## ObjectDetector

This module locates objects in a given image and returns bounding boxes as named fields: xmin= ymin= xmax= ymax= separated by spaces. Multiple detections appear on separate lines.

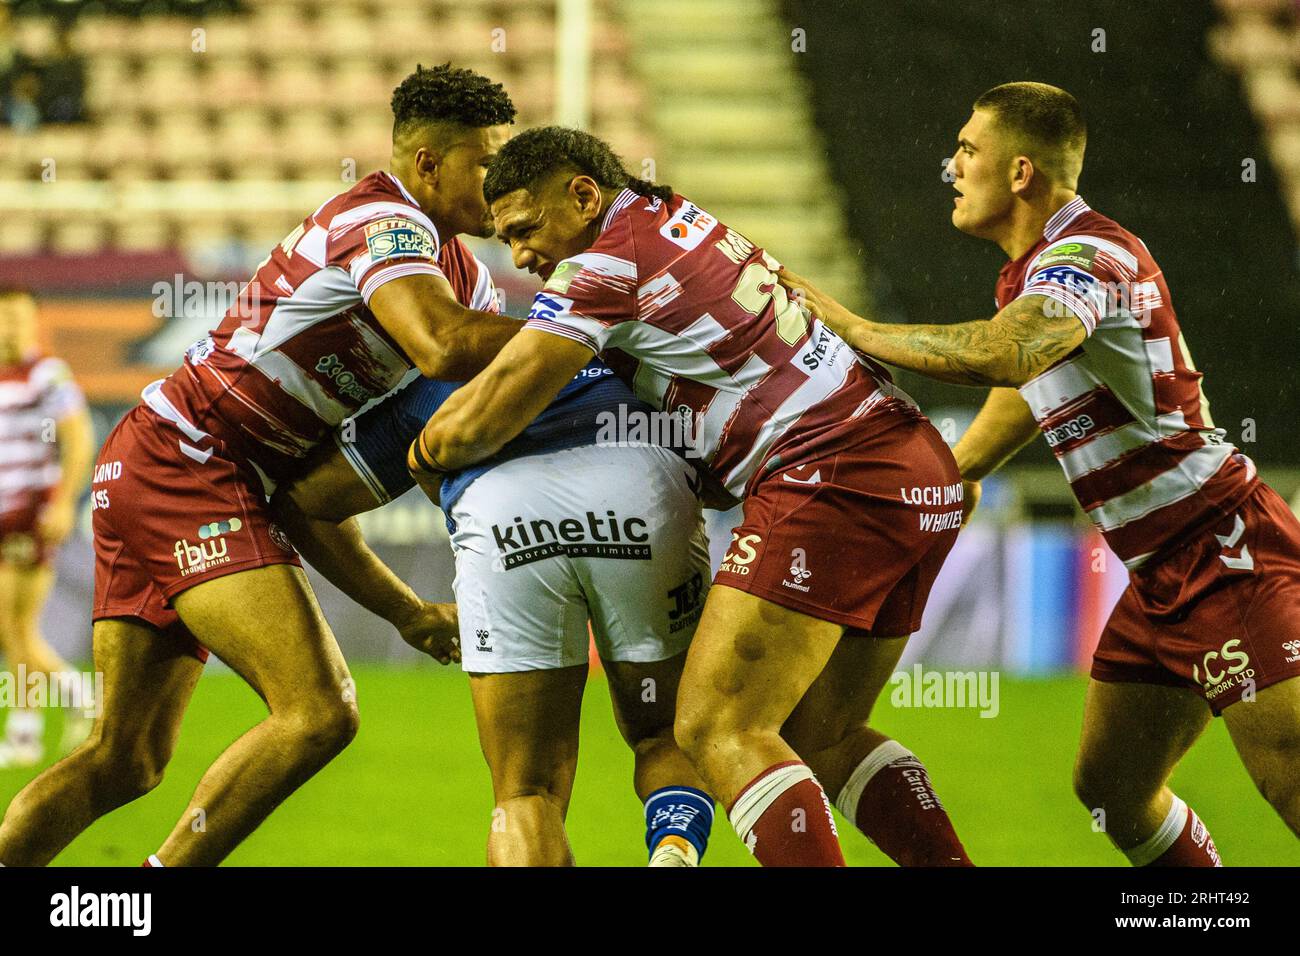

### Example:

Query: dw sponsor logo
xmin=660 ymin=202 xmax=717 ymax=251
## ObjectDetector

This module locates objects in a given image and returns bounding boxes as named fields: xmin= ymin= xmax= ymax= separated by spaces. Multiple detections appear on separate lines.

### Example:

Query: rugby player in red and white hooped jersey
xmin=0 ymin=65 xmax=524 ymax=867
xmin=781 ymin=82 xmax=1300 ymax=862
xmin=0 ymin=287 xmax=95 ymax=769
xmin=409 ymin=127 xmax=975 ymax=867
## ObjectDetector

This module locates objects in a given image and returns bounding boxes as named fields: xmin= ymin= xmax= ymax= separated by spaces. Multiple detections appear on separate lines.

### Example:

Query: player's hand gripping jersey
xmin=340 ymin=317 xmax=710 ymax=674
xmin=91 ymin=172 xmax=494 ymax=637
xmin=523 ymin=189 xmax=963 ymax=634
xmin=343 ymin=357 xmax=659 ymax=519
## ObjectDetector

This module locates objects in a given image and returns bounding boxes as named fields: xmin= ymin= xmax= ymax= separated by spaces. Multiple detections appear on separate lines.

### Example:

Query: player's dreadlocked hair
xmin=390 ymin=63 xmax=516 ymax=138
xmin=483 ymin=126 xmax=673 ymax=205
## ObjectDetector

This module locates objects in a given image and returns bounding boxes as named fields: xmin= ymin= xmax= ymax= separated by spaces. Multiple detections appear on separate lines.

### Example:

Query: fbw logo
xmin=175 ymin=518 xmax=243 ymax=576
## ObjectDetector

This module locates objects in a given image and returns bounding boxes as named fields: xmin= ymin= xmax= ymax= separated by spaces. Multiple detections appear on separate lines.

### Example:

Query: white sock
xmin=1124 ymin=795 xmax=1188 ymax=866
xmin=728 ymin=762 xmax=824 ymax=847
xmin=146 ymin=854 xmax=164 ymax=868
xmin=835 ymin=739 xmax=912 ymax=820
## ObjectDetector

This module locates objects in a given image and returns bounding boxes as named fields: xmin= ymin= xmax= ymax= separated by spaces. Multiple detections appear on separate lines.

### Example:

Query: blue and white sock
xmin=645 ymin=786 xmax=714 ymax=864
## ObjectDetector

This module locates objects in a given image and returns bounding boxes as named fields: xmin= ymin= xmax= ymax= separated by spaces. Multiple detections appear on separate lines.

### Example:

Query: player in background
xmin=407 ymin=127 xmax=974 ymax=867
xmin=0 ymin=287 xmax=95 ymax=768
xmin=0 ymin=64 xmax=522 ymax=867
xmin=779 ymin=82 xmax=1300 ymax=862
xmin=276 ymin=350 xmax=717 ymax=867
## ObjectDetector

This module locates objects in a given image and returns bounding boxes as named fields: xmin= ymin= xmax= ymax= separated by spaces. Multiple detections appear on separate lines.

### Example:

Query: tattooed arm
xmin=778 ymin=267 xmax=1086 ymax=388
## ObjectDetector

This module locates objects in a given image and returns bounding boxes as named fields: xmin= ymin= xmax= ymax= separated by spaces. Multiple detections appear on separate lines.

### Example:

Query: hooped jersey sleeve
xmin=326 ymin=203 xmax=445 ymax=306
xmin=1016 ymin=234 xmax=1142 ymax=337
xmin=522 ymin=216 xmax=640 ymax=353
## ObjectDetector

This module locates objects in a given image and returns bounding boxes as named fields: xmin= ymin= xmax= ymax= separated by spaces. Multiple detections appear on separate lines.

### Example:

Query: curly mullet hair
xmin=391 ymin=63 xmax=516 ymax=136
xmin=484 ymin=126 xmax=673 ymax=205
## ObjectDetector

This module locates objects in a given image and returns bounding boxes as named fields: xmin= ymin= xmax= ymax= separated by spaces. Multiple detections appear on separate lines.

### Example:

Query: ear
xmin=414 ymin=146 xmax=442 ymax=187
xmin=1009 ymin=155 xmax=1035 ymax=196
xmin=569 ymin=175 xmax=604 ymax=224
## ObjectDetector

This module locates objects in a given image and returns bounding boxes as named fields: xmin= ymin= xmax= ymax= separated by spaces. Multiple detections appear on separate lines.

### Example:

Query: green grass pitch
xmin=3 ymin=666 xmax=1296 ymax=866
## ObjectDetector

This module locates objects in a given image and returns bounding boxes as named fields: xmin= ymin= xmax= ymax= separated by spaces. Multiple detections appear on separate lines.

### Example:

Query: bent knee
xmin=1072 ymin=756 xmax=1146 ymax=811
xmin=673 ymin=707 xmax=714 ymax=760
xmin=278 ymin=693 xmax=360 ymax=754
xmin=81 ymin=738 xmax=168 ymax=803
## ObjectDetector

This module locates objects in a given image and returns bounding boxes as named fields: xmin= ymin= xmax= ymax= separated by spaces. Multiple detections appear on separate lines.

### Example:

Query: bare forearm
xmin=784 ymin=268 xmax=1083 ymax=388
xmin=440 ymin=313 xmax=523 ymax=379
xmin=277 ymin=504 xmax=421 ymax=627
xmin=952 ymin=388 xmax=1042 ymax=480
xmin=848 ymin=319 xmax=1033 ymax=387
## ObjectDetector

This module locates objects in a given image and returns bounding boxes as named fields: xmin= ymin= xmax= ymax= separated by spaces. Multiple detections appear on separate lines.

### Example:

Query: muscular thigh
xmin=468 ymin=666 xmax=587 ymax=807
xmin=91 ymin=616 xmax=205 ymax=766
xmin=781 ymin=632 xmax=909 ymax=751
xmin=605 ymin=652 xmax=687 ymax=747
xmin=678 ymin=584 xmax=843 ymax=736
xmin=1075 ymin=678 xmax=1210 ymax=802
xmin=172 ymin=564 xmax=351 ymax=710
xmin=1221 ymin=675 xmax=1300 ymax=810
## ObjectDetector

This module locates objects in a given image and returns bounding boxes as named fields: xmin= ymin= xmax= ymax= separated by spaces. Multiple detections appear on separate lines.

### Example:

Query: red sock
xmin=728 ymin=761 xmax=845 ymax=867
xmin=835 ymin=740 xmax=972 ymax=866
xmin=1125 ymin=796 xmax=1221 ymax=867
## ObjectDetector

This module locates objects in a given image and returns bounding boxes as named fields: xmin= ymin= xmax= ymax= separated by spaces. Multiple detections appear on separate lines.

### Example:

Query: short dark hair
xmin=390 ymin=63 xmax=516 ymax=139
xmin=973 ymin=82 xmax=1086 ymax=186
xmin=484 ymin=126 xmax=673 ymax=205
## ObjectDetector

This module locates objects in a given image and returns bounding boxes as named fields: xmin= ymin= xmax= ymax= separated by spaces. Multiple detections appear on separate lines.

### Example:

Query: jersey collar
xmin=382 ymin=170 xmax=423 ymax=209
xmin=600 ymin=187 xmax=641 ymax=233
xmin=1043 ymin=195 xmax=1090 ymax=242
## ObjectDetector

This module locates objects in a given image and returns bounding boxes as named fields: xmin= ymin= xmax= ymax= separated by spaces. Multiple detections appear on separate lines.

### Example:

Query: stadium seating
xmin=0 ymin=0 xmax=657 ymax=257
xmin=1209 ymin=0 xmax=1300 ymax=231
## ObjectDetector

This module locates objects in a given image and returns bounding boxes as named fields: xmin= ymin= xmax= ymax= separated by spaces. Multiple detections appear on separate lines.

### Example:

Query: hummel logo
xmin=788 ymin=548 xmax=812 ymax=583
xmin=1215 ymin=514 xmax=1254 ymax=571
xmin=476 ymin=629 xmax=490 ymax=646
xmin=782 ymin=467 xmax=821 ymax=485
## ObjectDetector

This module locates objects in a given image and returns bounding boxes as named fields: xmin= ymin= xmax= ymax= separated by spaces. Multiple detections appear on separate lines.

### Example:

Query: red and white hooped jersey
xmin=999 ymin=196 xmax=1256 ymax=568
xmin=522 ymin=188 xmax=923 ymax=497
xmin=0 ymin=354 xmax=86 ymax=514
xmin=147 ymin=170 xmax=497 ymax=483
